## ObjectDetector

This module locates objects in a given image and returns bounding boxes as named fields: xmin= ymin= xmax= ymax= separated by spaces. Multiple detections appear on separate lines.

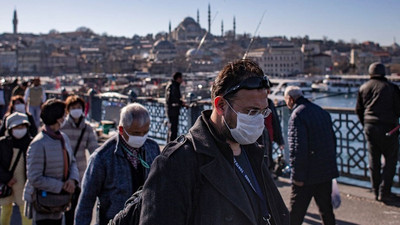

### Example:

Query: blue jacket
xmin=75 ymin=134 xmax=160 ymax=225
xmin=288 ymin=97 xmax=339 ymax=185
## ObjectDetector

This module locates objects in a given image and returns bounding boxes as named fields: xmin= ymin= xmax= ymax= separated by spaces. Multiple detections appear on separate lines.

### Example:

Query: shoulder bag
xmin=33 ymin=143 xmax=73 ymax=214
xmin=0 ymin=149 xmax=23 ymax=198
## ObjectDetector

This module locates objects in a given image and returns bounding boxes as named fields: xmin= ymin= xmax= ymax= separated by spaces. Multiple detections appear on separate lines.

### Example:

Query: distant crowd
xmin=0 ymin=60 xmax=399 ymax=225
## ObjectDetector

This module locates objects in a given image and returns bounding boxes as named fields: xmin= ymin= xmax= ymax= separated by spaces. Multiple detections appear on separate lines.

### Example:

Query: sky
xmin=1 ymin=0 xmax=399 ymax=46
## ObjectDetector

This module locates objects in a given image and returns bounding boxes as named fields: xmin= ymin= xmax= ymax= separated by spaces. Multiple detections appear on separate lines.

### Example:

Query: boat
xmin=313 ymin=74 xmax=400 ymax=93
xmin=269 ymin=78 xmax=313 ymax=104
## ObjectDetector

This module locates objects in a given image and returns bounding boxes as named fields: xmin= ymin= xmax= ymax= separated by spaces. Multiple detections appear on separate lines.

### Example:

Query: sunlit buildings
xmin=248 ymin=43 xmax=304 ymax=77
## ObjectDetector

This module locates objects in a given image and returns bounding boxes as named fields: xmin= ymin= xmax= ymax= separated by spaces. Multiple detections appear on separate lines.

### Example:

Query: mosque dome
xmin=186 ymin=48 xmax=204 ymax=57
xmin=181 ymin=17 xmax=198 ymax=27
xmin=153 ymin=39 xmax=176 ymax=50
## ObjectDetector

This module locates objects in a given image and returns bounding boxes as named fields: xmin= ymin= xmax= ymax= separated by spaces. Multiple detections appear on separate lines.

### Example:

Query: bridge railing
xmin=46 ymin=91 xmax=400 ymax=187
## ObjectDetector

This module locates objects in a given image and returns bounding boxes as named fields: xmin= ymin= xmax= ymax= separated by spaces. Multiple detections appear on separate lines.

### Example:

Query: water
xmin=312 ymin=92 xmax=357 ymax=108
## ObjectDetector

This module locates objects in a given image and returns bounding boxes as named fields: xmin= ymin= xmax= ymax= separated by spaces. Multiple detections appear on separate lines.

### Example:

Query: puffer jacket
xmin=61 ymin=115 xmax=98 ymax=181
xmin=288 ymin=97 xmax=339 ymax=185
xmin=23 ymin=131 xmax=79 ymax=221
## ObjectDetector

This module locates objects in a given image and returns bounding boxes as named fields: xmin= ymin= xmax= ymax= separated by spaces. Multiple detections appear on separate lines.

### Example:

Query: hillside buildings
xmin=1 ymin=8 xmax=400 ymax=76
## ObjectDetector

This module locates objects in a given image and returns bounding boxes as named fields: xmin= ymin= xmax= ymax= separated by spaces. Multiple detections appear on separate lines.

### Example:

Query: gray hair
xmin=119 ymin=103 xmax=150 ymax=128
xmin=284 ymin=86 xmax=303 ymax=100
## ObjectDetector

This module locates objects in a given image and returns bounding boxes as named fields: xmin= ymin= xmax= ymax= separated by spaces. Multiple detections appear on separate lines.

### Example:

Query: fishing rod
xmin=311 ymin=92 xmax=349 ymax=101
xmin=386 ymin=124 xmax=400 ymax=136
xmin=242 ymin=10 xmax=266 ymax=60
xmin=186 ymin=12 xmax=219 ymax=73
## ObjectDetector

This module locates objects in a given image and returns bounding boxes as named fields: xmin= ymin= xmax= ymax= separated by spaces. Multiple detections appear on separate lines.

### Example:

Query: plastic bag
xmin=331 ymin=179 xmax=341 ymax=209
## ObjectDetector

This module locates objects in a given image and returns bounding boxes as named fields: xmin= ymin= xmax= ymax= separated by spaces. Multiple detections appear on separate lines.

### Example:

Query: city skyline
xmin=1 ymin=0 xmax=400 ymax=46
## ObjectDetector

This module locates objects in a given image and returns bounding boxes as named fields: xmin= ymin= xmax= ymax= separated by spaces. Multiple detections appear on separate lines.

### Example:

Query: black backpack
xmin=108 ymin=187 xmax=143 ymax=225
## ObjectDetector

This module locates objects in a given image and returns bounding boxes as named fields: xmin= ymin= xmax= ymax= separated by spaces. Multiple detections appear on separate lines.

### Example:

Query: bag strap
xmin=41 ymin=139 xmax=69 ymax=181
xmin=10 ymin=149 xmax=23 ymax=174
xmin=184 ymin=132 xmax=206 ymax=225
xmin=74 ymin=125 xmax=87 ymax=156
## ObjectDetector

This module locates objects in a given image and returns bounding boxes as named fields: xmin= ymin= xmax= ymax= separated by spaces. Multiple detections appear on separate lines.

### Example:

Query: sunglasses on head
xmin=223 ymin=75 xmax=271 ymax=97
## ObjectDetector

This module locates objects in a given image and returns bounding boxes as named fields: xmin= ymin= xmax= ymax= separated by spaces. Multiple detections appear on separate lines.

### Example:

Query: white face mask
xmin=70 ymin=109 xmax=83 ymax=119
xmin=14 ymin=104 xmax=26 ymax=113
xmin=12 ymin=127 xmax=27 ymax=139
xmin=123 ymin=129 xmax=148 ymax=148
xmin=224 ymin=101 xmax=265 ymax=145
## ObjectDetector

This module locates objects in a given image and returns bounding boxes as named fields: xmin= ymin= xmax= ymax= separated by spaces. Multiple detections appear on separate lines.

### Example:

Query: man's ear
xmin=214 ymin=96 xmax=226 ymax=115
xmin=118 ymin=126 xmax=124 ymax=136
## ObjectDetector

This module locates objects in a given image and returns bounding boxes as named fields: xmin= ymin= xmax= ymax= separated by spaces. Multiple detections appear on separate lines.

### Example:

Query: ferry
xmin=269 ymin=78 xmax=313 ymax=104
xmin=312 ymin=74 xmax=400 ymax=93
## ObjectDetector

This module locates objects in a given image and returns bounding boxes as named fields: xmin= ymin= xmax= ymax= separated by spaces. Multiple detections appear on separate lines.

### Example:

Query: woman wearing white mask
xmin=23 ymin=99 xmax=79 ymax=225
xmin=0 ymin=95 xmax=38 ymax=137
xmin=60 ymin=95 xmax=98 ymax=225
xmin=0 ymin=112 xmax=33 ymax=225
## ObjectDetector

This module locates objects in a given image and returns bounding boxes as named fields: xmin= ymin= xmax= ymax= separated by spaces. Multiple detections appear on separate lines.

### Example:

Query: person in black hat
xmin=356 ymin=62 xmax=400 ymax=203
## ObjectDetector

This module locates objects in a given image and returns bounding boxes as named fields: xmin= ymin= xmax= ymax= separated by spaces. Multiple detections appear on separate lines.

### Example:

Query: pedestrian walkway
xmin=275 ymin=177 xmax=400 ymax=225
xmin=5 ymin=142 xmax=400 ymax=225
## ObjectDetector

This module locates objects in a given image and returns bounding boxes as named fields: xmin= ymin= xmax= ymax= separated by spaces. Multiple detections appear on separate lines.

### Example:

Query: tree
xmin=76 ymin=26 xmax=94 ymax=34
xmin=49 ymin=29 xmax=59 ymax=34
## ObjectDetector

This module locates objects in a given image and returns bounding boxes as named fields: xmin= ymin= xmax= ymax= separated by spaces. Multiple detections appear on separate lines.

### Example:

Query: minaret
xmin=197 ymin=9 xmax=200 ymax=24
xmin=233 ymin=16 xmax=236 ymax=40
xmin=168 ymin=21 xmax=171 ymax=40
xmin=208 ymin=3 xmax=211 ymax=33
xmin=221 ymin=20 xmax=224 ymax=37
xmin=13 ymin=9 xmax=18 ymax=34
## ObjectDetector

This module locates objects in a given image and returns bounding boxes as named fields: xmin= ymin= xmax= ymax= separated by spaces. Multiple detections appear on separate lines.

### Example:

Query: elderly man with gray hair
xmin=75 ymin=103 xmax=160 ymax=225
xmin=284 ymin=86 xmax=339 ymax=225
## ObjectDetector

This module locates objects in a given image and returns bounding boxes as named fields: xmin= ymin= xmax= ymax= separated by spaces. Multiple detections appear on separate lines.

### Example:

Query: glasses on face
xmin=247 ymin=108 xmax=272 ymax=118
xmin=223 ymin=75 xmax=271 ymax=97
xmin=226 ymin=100 xmax=272 ymax=118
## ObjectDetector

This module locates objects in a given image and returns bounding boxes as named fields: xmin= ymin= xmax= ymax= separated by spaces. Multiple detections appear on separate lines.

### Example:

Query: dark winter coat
xmin=139 ymin=110 xmax=289 ymax=225
xmin=288 ymin=97 xmax=339 ymax=185
xmin=0 ymin=134 xmax=32 ymax=184
xmin=165 ymin=79 xmax=182 ymax=114
xmin=355 ymin=75 xmax=400 ymax=126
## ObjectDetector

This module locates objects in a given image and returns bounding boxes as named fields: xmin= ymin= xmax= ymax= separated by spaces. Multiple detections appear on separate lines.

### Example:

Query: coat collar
xmin=293 ymin=96 xmax=309 ymax=110
xmin=66 ymin=115 xmax=85 ymax=129
xmin=188 ymin=110 xmax=262 ymax=224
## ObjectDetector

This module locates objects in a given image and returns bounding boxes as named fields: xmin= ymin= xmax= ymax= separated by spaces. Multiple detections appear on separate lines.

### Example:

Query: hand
xmin=62 ymin=179 xmax=76 ymax=194
xmin=279 ymin=145 xmax=285 ymax=150
xmin=7 ymin=178 xmax=17 ymax=186
xmin=292 ymin=180 xmax=304 ymax=187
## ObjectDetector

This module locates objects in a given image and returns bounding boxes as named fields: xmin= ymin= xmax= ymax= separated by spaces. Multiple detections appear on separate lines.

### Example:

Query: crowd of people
xmin=0 ymin=60 xmax=399 ymax=225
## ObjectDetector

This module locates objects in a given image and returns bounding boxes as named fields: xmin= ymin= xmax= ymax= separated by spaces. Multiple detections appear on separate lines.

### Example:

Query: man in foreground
xmin=139 ymin=59 xmax=289 ymax=225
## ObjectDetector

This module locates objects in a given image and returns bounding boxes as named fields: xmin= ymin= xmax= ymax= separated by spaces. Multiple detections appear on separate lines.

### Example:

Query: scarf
xmin=43 ymin=126 xmax=69 ymax=180
xmin=119 ymin=134 xmax=140 ymax=169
